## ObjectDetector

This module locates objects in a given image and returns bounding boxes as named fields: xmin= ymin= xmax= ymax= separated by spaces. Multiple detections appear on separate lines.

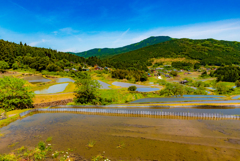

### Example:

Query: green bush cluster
xmin=0 ymin=77 xmax=35 ymax=111
xmin=214 ymin=66 xmax=240 ymax=82
xmin=159 ymin=83 xmax=207 ymax=97
xmin=111 ymin=69 xmax=148 ymax=82
xmin=128 ymin=86 xmax=137 ymax=91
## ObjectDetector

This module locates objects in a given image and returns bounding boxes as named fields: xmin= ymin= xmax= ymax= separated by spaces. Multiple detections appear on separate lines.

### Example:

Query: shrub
xmin=12 ymin=62 xmax=19 ymax=70
xmin=0 ymin=61 xmax=9 ymax=72
xmin=46 ymin=64 xmax=62 ymax=72
xmin=157 ymin=79 xmax=167 ymax=85
xmin=128 ymin=86 xmax=137 ymax=91
xmin=74 ymin=78 xmax=101 ymax=105
xmin=215 ymin=82 xmax=233 ymax=94
xmin=160 ymin=83 xmax=185 ymax=97
xmin=0 ymin=77 xmax=35 ymax=111
xmin=201 ymin=71 xmax=208 ymax=77
xmin=236 ymin=80 xmax=240 ymax=87
xmin=170 ymin=71 xmax=178 ymax=77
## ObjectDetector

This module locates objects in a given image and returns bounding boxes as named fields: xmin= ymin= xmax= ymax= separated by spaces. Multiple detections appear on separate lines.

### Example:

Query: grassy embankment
xmin=33 ymin=93 xmax=75 ymax=104
xmin=0 ymin=109 xmax=31 ymax=128
xmin=97 ymin=88 xmax=161 ymax=104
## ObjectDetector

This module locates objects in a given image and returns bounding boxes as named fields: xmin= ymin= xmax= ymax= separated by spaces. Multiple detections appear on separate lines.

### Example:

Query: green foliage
xmin=159 ymin=83 xmax=206 ymax=97
xmin=214 ymin=66 xmax=240 ymax=82
xmin=152 ymin=62 xmax=163 ymax=68
xmin=194 ymin=63 xmax=201 ymax=69
xmin=86 ymin=140 xmax=96 ymax=148
xmin=0 ymin=77 xmax=35 ymax=111
xmin=128 ymin=86 xmax=137 ymax=91
xmin=172 ymin=62 xmax=192 ymax=70
xmin=46 ymin=136 xmax=52 ymax=142
xmin=86 ymin=56 xmax=104 ymax=67
xmin=38 ymin=141 xmax=46 ymax=151
xmin=194 ymin=87 xmax=208 ymax=95
xmin=12 ymin=62 xmax=19 ymax=70
xmin=116 ymin=142 xmax=125 ymax=149
xmin=0 ymin=39 xmax=103 ymax=71
xmin=160 ymin=83 xmax=185 ymax=97
xmin=215 ymin=82 xmax=234 ymax=94
xmin=92 ymin=154 xmax=110 ymax=161
xmin=201 ymin=71 xmax=208 ymax=78
xmin=0 ymin=141 xmax=53 ymax=161
xmin=157 ymin=79 xmax=167 ymax=85
xmin=111 ymin=69 xmax=148 ymax=82
xmin=236 ymin=80 xmax=240 ymax=87
xmin=170 ymin=71 xmax=178 ymax=77
xmin=72 ymin=36 xmax=172 ymax=59
xmin=46 ymin=64 xmax=62 ymax=71
xmin=193 ymin=81 xmax=210 ymax=88
xmin=0 ymin=61 xmax=9 ymax=72
xmin=74 ymin=78 xmax=101 ymax=105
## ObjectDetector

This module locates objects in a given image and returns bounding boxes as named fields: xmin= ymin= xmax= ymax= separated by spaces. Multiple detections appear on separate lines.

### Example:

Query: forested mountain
xmin=70 ymin=36 xmax=172 ymax=59
xmin=106 ymin=38 xmax=240 ymax=71
xmin=0 ymin=39 xmax=103 ymax=71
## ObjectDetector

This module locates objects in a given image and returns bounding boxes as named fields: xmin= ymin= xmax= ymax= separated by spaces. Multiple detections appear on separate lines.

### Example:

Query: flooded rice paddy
xmin=53 ymin=77 xmax=75 ymax=83
xmin=0 ymin=111 xmax=240 ymax=160
xmin=232 ymin=95 xmax=240 ymax=99
xmin=112 ymin=82 xmax=146 ymax=88
xmin=23 ymin=76 xmax=51 ymax=83
xmin=112 ymin=81 xmax=161 ymax=92
xmin=98 ymin=80 xmax=111 ymax=89
xmin=34 ymin=83 xmax=69 ymax=94
xmin=136 ymin=88 xmax=160 ymax=92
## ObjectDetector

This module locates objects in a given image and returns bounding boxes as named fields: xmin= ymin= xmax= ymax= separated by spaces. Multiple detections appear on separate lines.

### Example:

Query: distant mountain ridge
xmin=69 ymin=36 xmax=172 ymax=59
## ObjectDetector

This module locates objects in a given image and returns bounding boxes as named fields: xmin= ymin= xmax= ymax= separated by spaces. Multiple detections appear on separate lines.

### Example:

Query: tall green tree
xmin=74 ymin=78 xmax=101 ymax=105
xmin=0 ymin=61 xmax=9 ymax=72
xmin=0 ymin=77 xmax=35 ymax=111
xmin=160 ymin=83 xmax=185 ymax=97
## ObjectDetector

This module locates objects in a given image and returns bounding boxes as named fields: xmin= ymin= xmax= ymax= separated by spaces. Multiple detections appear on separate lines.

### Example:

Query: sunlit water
xmin=0 ymin=112 xmax=240 ymax=160
xmin=53 ymin=78 xmax=75 ymax=83
xmin=34 ymin=83 xmax=69 ymax=94
xmin=112 ymin=82 xmax=146 ymax=88
xmin=97 ymin=80 xmax=111 ymax=89
xmin=136 ymin=88 xmax=160 ymax=92
xmin=23 ymin=76 xmax=51 ymax=83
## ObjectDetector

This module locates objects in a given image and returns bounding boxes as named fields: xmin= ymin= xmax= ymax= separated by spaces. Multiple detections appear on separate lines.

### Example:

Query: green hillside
xmin=106 ymin=38 xmax=240 ymax=71
xmin=0 ymin=39 xmax=104 ymax=71
xmin=70 ymin=36 xmax=172 ymax=59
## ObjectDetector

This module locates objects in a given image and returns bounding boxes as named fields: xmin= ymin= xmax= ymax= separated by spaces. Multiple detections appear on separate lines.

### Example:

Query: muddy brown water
xmin=0 ymin=113 xmax=240 ymax=160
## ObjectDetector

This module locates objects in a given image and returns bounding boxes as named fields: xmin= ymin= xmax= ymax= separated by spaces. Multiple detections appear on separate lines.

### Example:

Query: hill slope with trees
xmin=70 ymin=36 xmax=172 ymax=59
xmin=106 ymin=38 xmax=240 ymax=71
xmin=0 ymin=40 xmax=104 ymax=71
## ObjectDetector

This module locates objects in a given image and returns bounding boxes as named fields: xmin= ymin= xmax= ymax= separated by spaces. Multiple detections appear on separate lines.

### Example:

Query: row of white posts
xmin=19 ymin=108 xmax=240 ymax=120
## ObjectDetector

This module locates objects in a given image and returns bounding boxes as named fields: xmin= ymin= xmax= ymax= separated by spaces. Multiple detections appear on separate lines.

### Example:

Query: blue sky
xmin=0 ymin=0 xmax=240 ymax=52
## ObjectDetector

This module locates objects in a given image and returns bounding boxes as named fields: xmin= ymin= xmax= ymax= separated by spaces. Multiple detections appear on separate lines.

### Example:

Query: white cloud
xmin=113 ymin=28 xmax=130 ymax=44
xmin=0 ymin=19 xmax=240 ymax=53
xmin=59 ymin=27 xmax=79 ymax=34
xmin=132 ymin=19 xmax=240 ymax=42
